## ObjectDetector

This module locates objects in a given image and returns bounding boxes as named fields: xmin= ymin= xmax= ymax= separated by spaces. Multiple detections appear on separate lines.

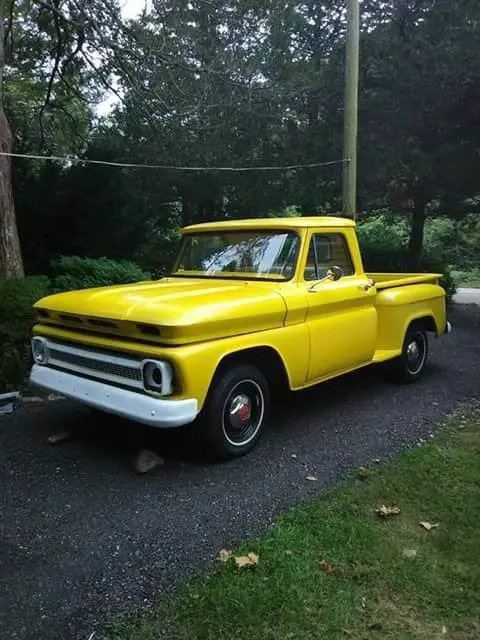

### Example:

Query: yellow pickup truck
xmin=30 ymin=217 xmax=450 ymax=458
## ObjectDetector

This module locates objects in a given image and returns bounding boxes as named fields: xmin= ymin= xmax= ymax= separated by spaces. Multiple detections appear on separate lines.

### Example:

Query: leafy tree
xmin=356 ymin=0 xmax=480 ymax=267
xmin=0 ymin=0 xmax=136 ymax=276
xmin=5 ymin=0 xmax=480 ymax=277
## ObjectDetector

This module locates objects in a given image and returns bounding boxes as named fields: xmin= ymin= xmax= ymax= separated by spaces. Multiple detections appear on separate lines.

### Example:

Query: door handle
xmin=358 ymin=279 xmax=376 ymax=292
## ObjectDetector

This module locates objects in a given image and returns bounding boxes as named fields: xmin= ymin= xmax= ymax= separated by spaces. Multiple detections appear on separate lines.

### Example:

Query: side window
xmin=304 ymin=233 xmax=355 ymax=281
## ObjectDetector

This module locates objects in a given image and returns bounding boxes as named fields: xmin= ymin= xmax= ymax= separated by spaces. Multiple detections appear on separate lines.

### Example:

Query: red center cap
xmin=239 ymin=402 xmax=251 ymax=423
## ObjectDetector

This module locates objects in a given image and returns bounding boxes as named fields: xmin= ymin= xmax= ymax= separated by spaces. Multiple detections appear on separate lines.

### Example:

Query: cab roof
xmin=182 ymin=216 xmax=356 ymax=233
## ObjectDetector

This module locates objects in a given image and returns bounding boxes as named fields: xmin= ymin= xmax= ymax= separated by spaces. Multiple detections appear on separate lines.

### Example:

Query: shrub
xmin=134 ymin=227 xmax=181 ymax=278
xmin=277 ymin=205 xmax=303 ymax=218
xmin=450 ymin=267 xmax=480 ymax=288
xmin=0 ymin=276 xmax=50 ymax=391
xmin=357 ymin=214 xmax=409 ymax=272
xmin=422 ymin=256 xmax=457 ymax=302
xmin=357 ymin=214 xmax=456 ymax=300
xmin=455 ymin=214 xmax=480 ymax=270
xmin=50 ymin=256 xmax=151 ymax=292
xmin=423 ymin=217 xmax=459 ymax=265
xmin=422 ymin=214 xmax=480 ymax=271
xmin=0 ymin=257 xmax=150 ymax=391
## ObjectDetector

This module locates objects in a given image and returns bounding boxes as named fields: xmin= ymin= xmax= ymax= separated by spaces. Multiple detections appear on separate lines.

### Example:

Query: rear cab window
xmin=304 ymin=233 xmax=355 ymax=281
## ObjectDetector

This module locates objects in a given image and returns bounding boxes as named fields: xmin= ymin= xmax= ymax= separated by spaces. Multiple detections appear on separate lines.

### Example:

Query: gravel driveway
xmin=1 ymin=305 xmax=479 ymax=640
xmin=454 ymin=287 xmax=480 ymax=305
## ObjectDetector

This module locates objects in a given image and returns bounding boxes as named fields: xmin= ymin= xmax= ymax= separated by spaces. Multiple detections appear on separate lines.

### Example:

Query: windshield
xmin=172 ymin=230 xmax=299 ymax=281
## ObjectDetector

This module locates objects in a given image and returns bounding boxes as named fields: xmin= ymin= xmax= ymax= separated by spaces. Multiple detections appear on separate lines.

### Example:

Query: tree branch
xmin=38 ymin=0 xmax=65 ymax=146
xmin=4 ymin=0 xmax=15 ymax=60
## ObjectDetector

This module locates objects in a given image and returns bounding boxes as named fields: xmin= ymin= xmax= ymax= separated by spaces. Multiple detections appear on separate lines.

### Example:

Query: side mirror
xmin=327 ymin=265 xmax=343 ymax=281
xmin=308 ymin=265 xmax=343 ymax=292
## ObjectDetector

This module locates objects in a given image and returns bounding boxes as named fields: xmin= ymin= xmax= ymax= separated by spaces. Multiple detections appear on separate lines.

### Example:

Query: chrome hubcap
xmin=222 ymin=380 xmax=264 ymax=447
xmin=407 ymin=341 xmax=420 ymax=364
xmin=406 ymin=333 xmax=426 ymax=374
xmin=229 ymin=394 xmax=252 ymax=429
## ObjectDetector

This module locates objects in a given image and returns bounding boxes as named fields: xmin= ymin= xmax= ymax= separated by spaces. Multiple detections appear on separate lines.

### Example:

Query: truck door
xmin=302 ymin=232 xmax=377 ymax=382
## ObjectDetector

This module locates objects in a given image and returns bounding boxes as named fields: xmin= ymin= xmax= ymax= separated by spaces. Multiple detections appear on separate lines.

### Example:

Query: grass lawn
xmin=104 ymin=405 xmax=480 ymax=640
xmin=452 ymin=269 xmax=480 ymax=289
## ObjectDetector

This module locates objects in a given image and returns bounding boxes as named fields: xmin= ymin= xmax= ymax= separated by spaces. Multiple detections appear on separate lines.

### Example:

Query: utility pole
xmin=342 ymin=0 xmax=360 ymax=219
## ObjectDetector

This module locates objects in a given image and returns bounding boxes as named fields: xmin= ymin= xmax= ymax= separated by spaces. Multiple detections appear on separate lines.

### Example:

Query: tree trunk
xmin=0 ymin=106 xmax=23 ymax=277
xmin=204 ymin=198 xmax=215 ymax=221
xmin=0 ymin=0 xmax=24 ymax=278
xmin=408 ymin=193 xmax=427 ymax=271
xmin=181 ymin=195 xmax=193 ymax=227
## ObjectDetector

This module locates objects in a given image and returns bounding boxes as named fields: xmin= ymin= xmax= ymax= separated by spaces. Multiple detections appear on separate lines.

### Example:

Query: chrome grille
xmin=43 ymin=338 xmax=144 ymax=390
xmin=49 ymin=348 xmax=142 ymax=382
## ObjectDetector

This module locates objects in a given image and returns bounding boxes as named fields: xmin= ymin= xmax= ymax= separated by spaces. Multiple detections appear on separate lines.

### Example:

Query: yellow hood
xmin=35 ymin=277 xmax=287 ymax=345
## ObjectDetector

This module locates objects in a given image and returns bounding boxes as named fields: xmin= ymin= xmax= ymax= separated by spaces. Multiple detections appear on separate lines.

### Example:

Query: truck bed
xmin=367 ymin=273 xmax=441 ymax=290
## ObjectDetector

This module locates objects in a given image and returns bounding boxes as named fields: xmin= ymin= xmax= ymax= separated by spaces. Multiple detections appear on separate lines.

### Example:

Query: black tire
xmin=199 ymin=363 xmax=270 ymax=460
xmin=388 ymin=324 xmax=429 ymax=383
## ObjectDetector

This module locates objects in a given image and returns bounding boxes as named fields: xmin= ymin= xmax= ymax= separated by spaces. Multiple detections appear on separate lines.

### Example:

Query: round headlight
xmin=32 ymin=337 xmax=49 ymax=365
xmin=143 ymin=361 xmax=163 ymax=392
xmin=142 ymin=360 xmax=173 ymax=396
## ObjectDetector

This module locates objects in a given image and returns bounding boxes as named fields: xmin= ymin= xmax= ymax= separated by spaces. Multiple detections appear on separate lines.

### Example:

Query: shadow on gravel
xmin=37 ymin=305 xmax=474 ymax=473
xmin=57 ymin=357 xmax=445 ymax=471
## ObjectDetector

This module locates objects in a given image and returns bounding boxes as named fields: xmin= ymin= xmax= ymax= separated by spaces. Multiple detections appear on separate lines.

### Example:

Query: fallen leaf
xmin=376 ymin=503 xmax=401 ymax=517
xmin=47 ymin=428 xmax=74 ymax=445
xmin=419 ymin=521 xmax=440 ymax=532
xmin=318 ymin=560 xmax=337 ymax=575
xmin=218 ymin=549 xmax=232 ymax=563
xmin=402 ymin=548 xmax=417 ymax=558
xmin=234 ymin=552 xmax=259 ymax=568
xmin=48 ymin=393 xmax=66 ymax=401
xmin=234 ymin=556 xmax=251 ymax=568
xmin=132 ymin=449 xmax=165 ymax=474
xmin=306 ymin=475 xmax=318 ymax=481
xmin=356 ymin=466 xmax=373 ymax=481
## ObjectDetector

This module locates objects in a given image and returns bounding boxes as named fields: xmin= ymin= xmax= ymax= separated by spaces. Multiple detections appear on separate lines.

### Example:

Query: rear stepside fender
xmin=375 ymin=284 xmax=447 ymax=353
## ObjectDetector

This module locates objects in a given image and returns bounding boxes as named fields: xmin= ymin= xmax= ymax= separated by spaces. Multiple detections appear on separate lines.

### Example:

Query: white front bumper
xmin=30 ymin=365 xmax=198 ymax=428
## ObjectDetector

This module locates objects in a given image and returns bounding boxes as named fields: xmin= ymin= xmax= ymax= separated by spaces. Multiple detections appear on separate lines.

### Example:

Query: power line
xmin=0 ymin=151 xmax=347 ymax=172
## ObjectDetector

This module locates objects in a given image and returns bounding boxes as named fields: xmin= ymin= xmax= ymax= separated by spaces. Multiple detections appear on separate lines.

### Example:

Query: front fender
xmin=170 ymin=323 xmax=310 ymax=411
